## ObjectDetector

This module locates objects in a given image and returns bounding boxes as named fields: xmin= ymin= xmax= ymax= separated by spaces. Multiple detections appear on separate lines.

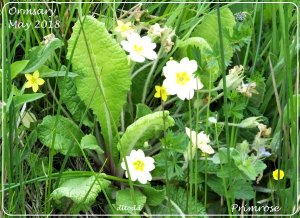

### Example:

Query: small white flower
xmin=121 ymin=33 xmax=157 ymax=63
xmin=185 ymin=127 xmax=214 ymax=154
xmin=121 ymin=149 xmax=155 ymax=184
xmin=114 ymin=20 xmax=134 ymax=38
xmin=208 ymin=117 xmax=217 ymax=124
xmin=162 ymin=57 xmax=203 ymax=100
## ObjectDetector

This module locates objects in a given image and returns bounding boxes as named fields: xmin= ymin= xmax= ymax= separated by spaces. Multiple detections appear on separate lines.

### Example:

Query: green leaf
xmin=142 ymin=186 xmax=165 ymax=206
xmin=135 ymin=103 xmax=152 ymax=120
xmin=253 ymin=159 xmax=267 ymax=175
xmin=67 ymin=16 xmax=131 ymax=147
xmin=37 ymin=115 xmax=84 ymax=156
xmin=80 ymin=134 xmax=103 ymax=156
xmin=192 ymin=7 xmax=236 ymax=65
xmin=23 ymin=38 xmax=64 ymax=73
xmin=152 ymin=185 xmax=207 ymax=216
xmin=117 ymin=111 xmax=175 ymax=156
xmin=230 ymin=179 xmax=255 ymax=200
xmin=11 ymin=60 xmax=29 ymax=79
xmin=207 ymin=175 xmax=226 ymax=197
xmin=37 ymin=65 xmax=78 ymax=78
xmin=51 ymin=175 xmax=110 ymax=212
xmin=58 ymin=78 xmax=92 ymax=127
xmin=13 ymin=93 xmax=45 ymax=107
xmin=115 ymin=189 xmax=146 ymax=214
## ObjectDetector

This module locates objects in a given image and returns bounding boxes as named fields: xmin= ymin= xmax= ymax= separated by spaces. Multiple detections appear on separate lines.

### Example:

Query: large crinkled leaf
xmin=58 ymin=78 xmax=92 ymax=127
xmin=117 ymin=111 xmax=175 ymax=156
xmin=177 ymin=37 xmax=220 ymax=87
xmin=51 ymin=175 xmax=110 ymax=212
xmin=192 ymin=7 xmax=236 ymax=66
xmin=37 ymin=115 xmax=83 ymax=156
xmin=141 ymin=186 xmax=165 ymax=206
xmin=67 ymin=16 xmax=131 ymax=147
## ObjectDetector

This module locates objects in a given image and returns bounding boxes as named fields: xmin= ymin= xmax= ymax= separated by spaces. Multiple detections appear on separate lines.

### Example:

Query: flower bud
xmin=238 ymin=116 xmax=263 ymax=128
xmin=237 ymin=82 xmax=258 ymax=97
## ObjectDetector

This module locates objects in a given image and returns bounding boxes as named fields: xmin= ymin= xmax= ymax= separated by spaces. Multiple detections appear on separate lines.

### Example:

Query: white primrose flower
xmin=185 ymin=127 xmax=214 ymax=154
xmin=162 ymin=57 xmax=203 ymax=100
xmin=121 ymin=33 xmax=157 ymax=63
xmin=114 ymin=20 xmax=134 ymax=38
xmin=121 ymin=149 xmax=155 ymax=184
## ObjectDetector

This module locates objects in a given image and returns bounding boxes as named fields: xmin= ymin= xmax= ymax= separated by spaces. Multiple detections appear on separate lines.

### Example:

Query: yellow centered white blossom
xmin=121 ymin=33 xmax=157 ymax=63
xmin=185 ymin=127 xmax=214 ymax=154
xmin=272 ymin=169 xmax=284 ymax=180
xmin=121 ymin=149 xmax=155 ymax=184
xmin=162 ymin=57 xmax=203 ymax=100
xmin=114 ymin=20 xmax=134 ymax=37
xmin=154 ymin=85 xmax=168 ymax=101
xmin=24 ymin=71 xmax=45 ymax=92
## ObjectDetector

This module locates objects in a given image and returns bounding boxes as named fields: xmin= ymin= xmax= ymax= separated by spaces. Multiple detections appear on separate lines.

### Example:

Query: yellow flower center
xmin=121 ymin=24 xmax=130 ymax=32
xmin=133 ymin=160 xmax=145 ymax=172
xmin=29 ymin=77 xmax=37 ymax=84
xmin=133 ymin=44 xmax=143 ymax=53
xmin=176 ymin=72 xmax=190 ymax=85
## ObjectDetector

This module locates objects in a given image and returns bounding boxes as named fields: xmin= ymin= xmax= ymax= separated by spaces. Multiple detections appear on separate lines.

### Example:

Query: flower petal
xmin=121 ymin=40 xmax=132 ymax=52
xmin=127 ymin=32 xmax=141 ymax=43
xmin=135 ymin=149 xmax=145 ymax=159
xmin=32 ymin=84 xmax=39 ymax=92
xmin=180 ymin=58 xmax=198 ymax=74
xmin=163 ymin=60 xmax=179 ymax=78
xmin=142 ymin=49 xmax=157 ymax=60
xmin=24 ymin=81 xmax=32 ymax=88
xmin=163 ymin=78 xmax=177 ymax=95
xmin=25 ymin=74 xmax=32 ymax=80
xmin=36 ymin=78 xmax=45 ymax=85
xmin=137 ymin=174 xmax=148 ymax=184
xmin=129 ymin=52 xmax=145 ymax=63
xmin=33 ymin=71 xmax=39 ymax=79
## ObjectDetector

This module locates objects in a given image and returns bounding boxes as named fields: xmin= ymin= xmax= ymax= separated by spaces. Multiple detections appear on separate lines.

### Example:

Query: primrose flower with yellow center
xmin=272 ymin=169 xmax=284 ymax=180
xmin=114 ymin=20 xmax=134 ymax=38
xmin=121 ymin=33 xmax=157 ymax=63
xmin=24 ymin=71 xmax=45 ymax=92
xmin=154 ymin=85 xmax=168 ymax=101
xmin=185 ymin=127 xmax=214 ymax=154
xmin=162 ymin=57 xmax=203 ymax=100
xmin=121 ymin=149 xmax=155 ymax=184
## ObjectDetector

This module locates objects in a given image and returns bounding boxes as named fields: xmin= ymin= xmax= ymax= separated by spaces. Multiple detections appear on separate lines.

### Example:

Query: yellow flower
xmin=272 ymin=169 xmax=284 ymax=180
xmin=114 ymin=20 xmax=134 ymax=38
xmin=24 ymin=71 xmax=45 ymax=92
xmin=154 ymin=85 xmax=168 ymax=101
